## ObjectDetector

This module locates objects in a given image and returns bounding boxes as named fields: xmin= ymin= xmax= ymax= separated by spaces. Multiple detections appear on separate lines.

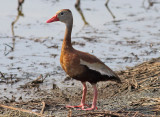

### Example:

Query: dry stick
xmin=105 ymin=0 xmax=116 ymax=19
xmin=138 ymin=86 xmax=160 ymax=91
xmin=43 ymin=73 xmax=49 ymax=81
xmin=0 ymin=72 xmax=5 ymax=79
xmin=154 ymin=105 xmax=160 ymax=111
xmin=132 ymin=111 xmax=138 ymax=117
xmin=126 ymin=111 xmax=131 ymax=116
xmin=67 ymin=109 xmax=72 ymax=117
xmin=75 ymin=0 xmax=88 ymax=25
xmin=40 ymin=101 xmax=45 ymax=114
xmin=144 ymin=97 xmax=160 ymax=101
xmin=32 ymin=74 xmax=43 ymax=84
xmin=138 ymin=77 xmax=151 ymax=84
xmin=72 ymin=111 xmax=122 ymax=117
xmin=132 ymin=76 xmax=138 ymax=89
xmin=0 ymin=104 xmax=43 ymax=117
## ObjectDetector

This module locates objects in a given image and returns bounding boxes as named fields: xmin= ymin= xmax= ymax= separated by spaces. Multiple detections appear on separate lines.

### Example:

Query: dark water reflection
xmin=75 ymin=0 xmax=89 ymax=25
xmin=74 ymin=0 xmax=116 ymax=26
xmin=142 ymin=0 xmax=160 ymax=9
xmin=10 ymin=0 xmax=25 ymax=54
xmin=105 ymin=0 xmax=115 ymax=19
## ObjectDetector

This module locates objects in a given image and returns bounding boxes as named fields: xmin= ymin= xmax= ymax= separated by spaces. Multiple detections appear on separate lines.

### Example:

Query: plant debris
xmin=0 ymin=57 xmax=159 ymax=116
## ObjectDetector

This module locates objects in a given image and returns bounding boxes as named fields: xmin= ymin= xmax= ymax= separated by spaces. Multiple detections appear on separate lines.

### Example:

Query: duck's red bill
xmin=46 ymin=14 xmax=59 ymax=23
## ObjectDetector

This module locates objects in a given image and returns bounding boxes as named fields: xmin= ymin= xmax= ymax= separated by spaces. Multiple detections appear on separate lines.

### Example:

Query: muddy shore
xmin=0 ymin=57 xmax=159 ymax=117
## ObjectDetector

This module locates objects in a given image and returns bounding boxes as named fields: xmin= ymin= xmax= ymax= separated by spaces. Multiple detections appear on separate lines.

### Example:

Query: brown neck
xmin=62 ymin=20 xmax=73 ymax=50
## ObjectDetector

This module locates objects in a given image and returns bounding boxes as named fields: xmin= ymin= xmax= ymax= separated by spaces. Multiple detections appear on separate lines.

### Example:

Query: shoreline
xmin=0 ymin=57 xmax=159 ymax=116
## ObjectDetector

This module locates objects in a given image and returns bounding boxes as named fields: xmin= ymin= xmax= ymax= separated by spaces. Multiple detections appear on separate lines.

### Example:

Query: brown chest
xmin=60 ymin=52 xmax=84 ymax=77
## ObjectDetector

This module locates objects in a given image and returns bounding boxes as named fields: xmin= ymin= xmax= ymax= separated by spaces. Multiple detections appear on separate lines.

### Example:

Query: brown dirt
xmin=0 ymin=57 xmax=160 ymax=117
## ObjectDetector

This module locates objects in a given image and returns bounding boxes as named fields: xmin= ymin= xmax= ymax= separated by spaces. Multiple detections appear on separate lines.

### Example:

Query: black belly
xmin=72 ymin=65 xmax=121 ymax=84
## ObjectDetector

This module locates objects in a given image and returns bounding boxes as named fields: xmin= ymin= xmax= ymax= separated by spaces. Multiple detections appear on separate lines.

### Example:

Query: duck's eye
xmin=60 ymin=12 xmax=64 ymax=16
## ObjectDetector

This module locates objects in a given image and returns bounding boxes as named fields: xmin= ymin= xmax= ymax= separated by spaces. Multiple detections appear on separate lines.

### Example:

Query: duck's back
xmin=60 ymin=49 xmax=121 ymax=84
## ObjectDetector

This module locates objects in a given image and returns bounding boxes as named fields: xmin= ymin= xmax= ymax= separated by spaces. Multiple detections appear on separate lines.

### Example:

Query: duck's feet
xmin=66 ymin=104 xmax=98 ymax=110
xmin=66 ymin=103 xmax=89 ymax=109
xmin=81 ymin=106 xmax=98 ymax=110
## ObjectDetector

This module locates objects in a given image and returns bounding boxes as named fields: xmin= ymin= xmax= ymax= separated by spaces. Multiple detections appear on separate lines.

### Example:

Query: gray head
xmin=46 ymin=9 xmax=73 ymax=24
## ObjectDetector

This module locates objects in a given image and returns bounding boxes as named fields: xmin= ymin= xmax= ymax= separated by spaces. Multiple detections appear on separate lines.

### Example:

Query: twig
xmin=40 ymin=101 xmax=45 ymax=114
xmin=138 ymin=77 xmax=151 ymax=84
xmin=105 ymin=0 xmax=116 ymax=19
xmin=32 ymin=74 xmax=43 ymax=84
xmin=138 ymin=86 xmax=160 ymax=91
xmin=72 ymin=111 xmax=122 ymax=117
xmin=0 ymin=72 xmax=5 ymax=79
xmin=75 ymin=0 xmax=89 ymax=25
xmin=67 ymin=109 xmax=72 ymax=117
xmin=32 ymin=74 xmax=48 ymax=84
xmin=132 ymin=111 xmax=139 ymax=117
xmin=132 ymin=76 xmax=138 ymax=89
xmin=4 ymin=44 xmax=14 ymax=51
xmin=0 ymin=104 xmax=44 ymax=117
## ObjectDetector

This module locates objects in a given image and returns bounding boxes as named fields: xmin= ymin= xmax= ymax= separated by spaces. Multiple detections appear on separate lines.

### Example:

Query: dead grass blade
xmin=0 ymin=104 xmax=44 ymax=117
xmin=40 ymin=101 xmax=45 ymax=114
xmin=67 ymin=109 xmax=72 ymax=117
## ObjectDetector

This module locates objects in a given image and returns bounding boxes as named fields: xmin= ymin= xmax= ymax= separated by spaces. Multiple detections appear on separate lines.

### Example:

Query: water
xmin=0 ymin=0 xmax=159 ymax=99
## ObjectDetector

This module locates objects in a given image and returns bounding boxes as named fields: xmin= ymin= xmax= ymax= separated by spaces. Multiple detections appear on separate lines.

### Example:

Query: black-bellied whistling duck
xmin=46 ymin=9 xmax=121 ymax=110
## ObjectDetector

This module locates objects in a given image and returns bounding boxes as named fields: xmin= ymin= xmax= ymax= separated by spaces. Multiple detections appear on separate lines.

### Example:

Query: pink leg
xmin=66 ymin=82 xmax=89 ymax=109
xmin=82 ymin=84 xmax=98 ymax=110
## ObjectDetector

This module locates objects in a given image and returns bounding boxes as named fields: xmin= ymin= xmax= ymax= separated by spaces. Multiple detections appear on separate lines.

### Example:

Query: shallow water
xmin=0 ymin=0 xmax=160 ymax=99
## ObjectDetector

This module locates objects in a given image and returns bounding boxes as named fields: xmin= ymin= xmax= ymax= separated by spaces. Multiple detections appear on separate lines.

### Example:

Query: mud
xmin=0 ymin=57 xmax=159 ymax=116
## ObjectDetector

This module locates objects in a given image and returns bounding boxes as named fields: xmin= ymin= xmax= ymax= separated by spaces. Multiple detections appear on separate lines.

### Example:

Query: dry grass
xmin=0 ymin=58 xmax=159 ymax=117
